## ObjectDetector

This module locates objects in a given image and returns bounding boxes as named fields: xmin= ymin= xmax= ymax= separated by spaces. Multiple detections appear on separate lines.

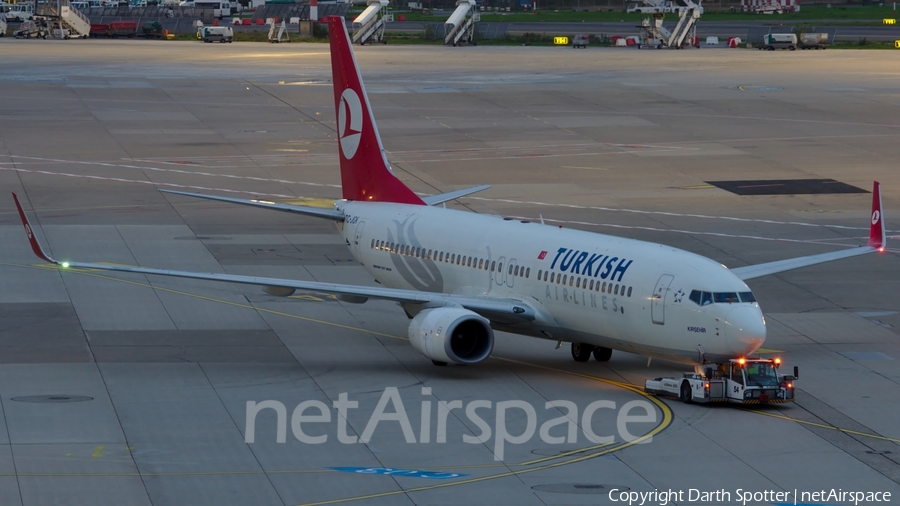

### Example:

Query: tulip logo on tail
xmin=872 ymin=210 xmax=881 ymax=226
xmin=25 ymin=224 xmax=33 ymax=240
xmin=338 ymin=89 xmax=362 ymax=159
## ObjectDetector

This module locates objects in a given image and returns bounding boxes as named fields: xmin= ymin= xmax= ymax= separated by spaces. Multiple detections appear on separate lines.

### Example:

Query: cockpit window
xmin=689 ymin=290 xmax=701 ymax=305
xmin=689 ymin=290 xmax=754 ymax=306
xmin=714 ymin=292 xmax=739 ymax=303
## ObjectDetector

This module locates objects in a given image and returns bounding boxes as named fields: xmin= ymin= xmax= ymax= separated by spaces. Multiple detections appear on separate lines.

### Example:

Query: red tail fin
xmin=868 ymin=181 xmax=885 ymax=250
xmin=326 ymin=17 xmax=424 ymax=205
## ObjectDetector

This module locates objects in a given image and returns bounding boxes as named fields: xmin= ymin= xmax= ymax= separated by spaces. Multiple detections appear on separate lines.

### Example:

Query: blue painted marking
xmin=329 ymin=467 xmax=466 ymax=479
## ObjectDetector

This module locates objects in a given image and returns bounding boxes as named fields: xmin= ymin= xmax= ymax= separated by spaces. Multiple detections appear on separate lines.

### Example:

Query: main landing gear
xmin=571 ymin=343 xmax=612 ymax=362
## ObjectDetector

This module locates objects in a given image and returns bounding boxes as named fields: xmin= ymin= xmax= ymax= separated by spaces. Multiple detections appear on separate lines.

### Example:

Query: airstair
xmin=351 ymin=0 xmax=391 ymax=45
xmin=34 ymin=0 xmax=90 ymax=39
xmin=444 ymin=0 xmax=478 ymax=46
xmin=268 ymin=19 xmax=289 ymax=43
xmin=638 ymin=1 xmax=700 ymax=48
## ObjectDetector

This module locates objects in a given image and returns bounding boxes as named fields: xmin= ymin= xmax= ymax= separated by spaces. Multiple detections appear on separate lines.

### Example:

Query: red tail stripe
xmin=327 ymin=17 xmax=424 ymax=205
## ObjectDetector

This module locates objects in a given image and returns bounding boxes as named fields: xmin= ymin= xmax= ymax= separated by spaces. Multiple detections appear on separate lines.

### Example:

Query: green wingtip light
xmin=62 ymin=262 xmax=70 ymax=268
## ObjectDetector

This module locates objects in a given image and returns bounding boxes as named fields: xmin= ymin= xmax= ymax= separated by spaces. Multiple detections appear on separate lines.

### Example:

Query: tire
xmin=789 ymin=45 xmax=795 ymax=50
xmin=571 ymin=342 xmax=593 ymax=362
xmin=680 ymin=382 xmax=692 ymax=404
xmin=592 ymin=347 xmax=612 ymax=362
xmin=432 ymin=360 xmax=448 ymax=366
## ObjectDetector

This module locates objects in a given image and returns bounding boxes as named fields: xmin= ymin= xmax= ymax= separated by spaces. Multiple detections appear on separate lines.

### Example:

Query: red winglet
xmin=868 ymin=181 xmax=886 ymax=251
xmin=327 ymin=16 xmax=425 ymax=206
xmin=11 ymin=193 xmax=56 ymax=263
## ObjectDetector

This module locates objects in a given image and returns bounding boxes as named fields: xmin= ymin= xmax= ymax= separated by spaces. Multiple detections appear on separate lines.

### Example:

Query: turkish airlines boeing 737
xmin=14 ymin=17 xmax=887 ymax=368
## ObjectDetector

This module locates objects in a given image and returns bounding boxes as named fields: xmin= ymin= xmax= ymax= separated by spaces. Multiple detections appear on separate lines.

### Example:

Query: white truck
xmin=759 ymin=33 xmax=797 ymax=50
xmin=1 ymin=2 xmax=34 ymax=22
xmin=645 ymin=358 xmax=798 ymax=405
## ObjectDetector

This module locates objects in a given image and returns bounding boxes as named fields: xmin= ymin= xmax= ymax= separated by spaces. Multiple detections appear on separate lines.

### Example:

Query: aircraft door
xmin=651 ymin=274 xmax=674 ymax=325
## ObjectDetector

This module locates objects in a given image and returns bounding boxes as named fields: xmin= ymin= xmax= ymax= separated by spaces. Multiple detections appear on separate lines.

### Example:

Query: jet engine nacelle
xmin=408 ymin=307 xmax=494 ymax=365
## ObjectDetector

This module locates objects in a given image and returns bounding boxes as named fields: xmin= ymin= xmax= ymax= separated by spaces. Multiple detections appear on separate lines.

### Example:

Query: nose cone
xmin=724 ymin=306 xmax=766 ymax=356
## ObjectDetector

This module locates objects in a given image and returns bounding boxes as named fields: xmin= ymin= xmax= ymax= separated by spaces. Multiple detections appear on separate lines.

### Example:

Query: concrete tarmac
xmin=0 ymin=39 xmax=899 ymax=505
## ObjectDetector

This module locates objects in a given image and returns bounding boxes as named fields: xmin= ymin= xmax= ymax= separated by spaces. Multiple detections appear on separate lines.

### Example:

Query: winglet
xmin=868 ymin=181 xmax=885 ymax=251
xmin=12 ymin=193 xmax=57 ymax=264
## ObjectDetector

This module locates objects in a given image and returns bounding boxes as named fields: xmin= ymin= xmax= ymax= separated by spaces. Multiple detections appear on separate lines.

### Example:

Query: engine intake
xmin=408 ymin=307 xmax=494 ymax=365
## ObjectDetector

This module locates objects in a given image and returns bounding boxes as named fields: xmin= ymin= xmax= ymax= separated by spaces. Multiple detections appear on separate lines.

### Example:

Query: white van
xmin=194 ymin=0 xmax=230 ymax=18
xmin=2 ymin=3 xmax=34 ymax=22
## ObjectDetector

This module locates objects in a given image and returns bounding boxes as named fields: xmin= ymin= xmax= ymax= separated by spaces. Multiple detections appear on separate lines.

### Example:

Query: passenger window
xmin=538 ymin=270 xmax=543 ymax=279
xmin=562 ymin=275 xmax=567 ymax=285
xmin=576 ymin=278 xmax=580 ymax=288
xmin=525 ymin=268 xmax=530 ymax=278
xmin=478 ymin=259 xmax=483 ymax=269
xmin=589 ymin=280 xmax=594 ymax=290
xmin=550 ymin=273 xmax=555 ymax=283
xmin=491 ymin=261 xmax=496 ymax=271
xmin=627 ymin=286 xmax=632 ymax=297
xmin=569 ymin=277 xmax=574 ymax=287
xmin=601 ymin=282 xmax=607 ymax=292
xmin=498 ymin=262 xmax=502 ymax=273
xmin=514 ymin=266 xmax=519 ymax=276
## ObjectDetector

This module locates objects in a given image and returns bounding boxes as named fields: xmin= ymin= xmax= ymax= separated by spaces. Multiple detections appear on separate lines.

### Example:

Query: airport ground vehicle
xmin=645 ymin=358 xmax=797 ymax=404
xmin=572 ymin=33 xmax=588 ymax=48
xmin=108 ymin=20 xmax=137 ymax=37
xmin=142 ymin=20 xmax=162 ymax=37
xmin=0 ymin=16 xmax=7 ymax=36
xmin=2 ymin=2 xmax=33 ymax=21
xmin=194 ymin=0 xmax=230 ymax=17
xmin=90 ymin=23 xmax=108 ymax=37
xmin=759 ymin=33 xmax=796 ymax=50
xmin=199 ymin=24 xmax=232 ymax=41
xmin=799 ymin=32 xmax=827 ymax=49
xmin=13 ymin=20 xmax=44 ymax=37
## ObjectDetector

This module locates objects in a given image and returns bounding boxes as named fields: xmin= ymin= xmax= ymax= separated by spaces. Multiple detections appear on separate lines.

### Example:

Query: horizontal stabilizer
xmin=160 ymin=190 xmax=345 ymax=221
xmin=422 ymin=185 xmax=491 ymax=206
xmin=731 ymin=181 xmax=886 ymax=281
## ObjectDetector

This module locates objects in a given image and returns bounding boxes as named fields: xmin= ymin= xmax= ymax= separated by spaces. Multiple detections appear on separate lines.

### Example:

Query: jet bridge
xmin=444 ymin=0 xmax=478 ymax=46
xmin=351 ymin=0 xmax=392 ymax=45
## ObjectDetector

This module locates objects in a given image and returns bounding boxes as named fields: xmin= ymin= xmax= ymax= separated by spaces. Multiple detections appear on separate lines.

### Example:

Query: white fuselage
xmin=337 ymin=201 xmax=766 ymax=365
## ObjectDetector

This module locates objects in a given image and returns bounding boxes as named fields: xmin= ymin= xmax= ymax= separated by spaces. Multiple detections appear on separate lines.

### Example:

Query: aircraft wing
xmin=731 ymin=181 xmax=886 ymax=281
xmin=421 ymin=185 xmax=491 ymax=206
xmin=13 ymin=193 xmax=535 ymax=324
xmin=160 ymin=190 xmax=345 ymax=221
